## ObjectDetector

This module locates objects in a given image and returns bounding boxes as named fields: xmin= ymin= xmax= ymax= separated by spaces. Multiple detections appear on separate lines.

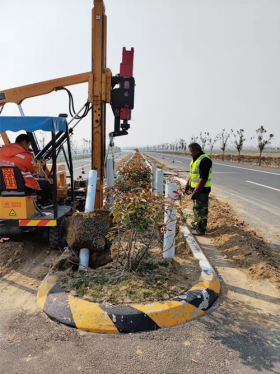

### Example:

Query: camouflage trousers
xmin=192 ymin=193 xmax=209 ymax=233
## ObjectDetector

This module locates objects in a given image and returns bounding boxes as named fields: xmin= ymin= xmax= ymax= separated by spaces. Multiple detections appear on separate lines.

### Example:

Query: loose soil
xmin=0 ymin=232 xmax=60 ymax=307
xmin=181 ymin=195 xmax=280 ymax=289
xmin=146 ymin=152 xmax=280 ymax=289
xmin=58 ymin=232 xmax=201 ymax=304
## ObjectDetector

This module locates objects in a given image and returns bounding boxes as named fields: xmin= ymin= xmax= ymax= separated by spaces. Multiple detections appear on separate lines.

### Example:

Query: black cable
xmin=56 ymin=87 xmax=92 ymax=119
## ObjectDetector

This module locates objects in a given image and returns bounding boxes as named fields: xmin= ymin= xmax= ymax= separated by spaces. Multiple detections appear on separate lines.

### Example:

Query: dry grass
xmin=58 ymin=231 xmax=200 ymax=305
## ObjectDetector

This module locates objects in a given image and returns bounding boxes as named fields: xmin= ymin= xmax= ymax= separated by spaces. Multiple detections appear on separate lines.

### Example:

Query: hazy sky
xmin=1 ymin=0 xmax=279 ymax=148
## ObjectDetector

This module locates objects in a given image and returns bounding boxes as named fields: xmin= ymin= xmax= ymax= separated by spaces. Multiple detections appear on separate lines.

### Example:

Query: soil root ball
xmin=65 ymin=210 xmax=113 ymax=268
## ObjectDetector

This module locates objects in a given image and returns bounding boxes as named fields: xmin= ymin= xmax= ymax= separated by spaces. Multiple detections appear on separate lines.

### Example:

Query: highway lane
xmin=67 ymin=150 xmax=133 ymax=179
xmin=145 ymin=151 xmax=280 ymax=249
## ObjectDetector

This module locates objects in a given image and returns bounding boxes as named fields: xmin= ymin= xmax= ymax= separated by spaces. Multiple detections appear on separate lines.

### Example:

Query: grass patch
xmin=59 ymin=256 xmax=192 ymax=304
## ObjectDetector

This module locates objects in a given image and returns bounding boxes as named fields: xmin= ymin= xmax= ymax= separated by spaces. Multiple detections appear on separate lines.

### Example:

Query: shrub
xmin=115 ymin=158 xmax=152 ymax=193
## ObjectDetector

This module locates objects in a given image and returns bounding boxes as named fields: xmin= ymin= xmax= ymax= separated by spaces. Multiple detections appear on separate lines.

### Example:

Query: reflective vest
xmin=0 ymin=143 xmax=41 ymax=190
xmin=189 ymin=154 xmax=212 ymax=188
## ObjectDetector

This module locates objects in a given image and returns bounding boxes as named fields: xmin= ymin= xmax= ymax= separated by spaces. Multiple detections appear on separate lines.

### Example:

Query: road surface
xmin=65 ymin=150 xmax=133 ymax=179
xmin=145 ymin=151 xmax=280 ymax=250
xmin=1 ymin=150 xmax=280 ymax=374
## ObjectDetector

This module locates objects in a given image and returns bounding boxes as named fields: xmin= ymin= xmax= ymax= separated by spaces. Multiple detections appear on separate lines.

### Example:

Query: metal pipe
xmin=18 ymin=104 xmax=24 ymax=116
xmin=163 ymin=183 xmax=177 ymax=259
xmin=156 ymin=169 xmax=163 ymax=195
xmin=152 ymin=165 xmax=157 ymax=194
xmin=35 ymin=105 xmax=88 ymax=160
xmin=35 ymin=131 xmax=63 ymax=160
xmin=52 ymin=130 xmax=58 ymax=219
xmin=78 ymin=248 xmax=90 ymax=270
xmin=65 ymin=122 xmax=74 ymax=202
xmin=106 ymin=156 xmax=114 ymax=188
xmin=85 ymin=170 xmax=98 ymax=212
xmin=67 ymin=104 xmax=87 ymax=126
xmin=62 ymin=146 xmax=70 ymax=172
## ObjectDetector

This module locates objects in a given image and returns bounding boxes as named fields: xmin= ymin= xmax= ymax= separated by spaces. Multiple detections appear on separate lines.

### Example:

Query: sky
xmin=0 ymin=0 xmax=279 ymax=149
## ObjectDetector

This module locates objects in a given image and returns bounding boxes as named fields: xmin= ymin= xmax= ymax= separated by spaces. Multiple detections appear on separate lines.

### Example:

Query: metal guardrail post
xmin=156 ymin=169 xmax=163 ymax=195
xmin=106 ymin=156 xmax=114 ymax=188
xmin=163 ymin=183 xmax=177 ymax=259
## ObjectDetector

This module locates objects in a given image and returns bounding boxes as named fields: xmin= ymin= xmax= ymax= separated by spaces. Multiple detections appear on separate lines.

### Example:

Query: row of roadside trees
xmin=141 ymin=126 xmax=275 ymax=166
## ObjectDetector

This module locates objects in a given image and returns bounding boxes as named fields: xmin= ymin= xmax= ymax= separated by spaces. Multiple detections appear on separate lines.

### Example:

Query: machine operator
xmin=0 ymin=134 xmax=51 ymax=204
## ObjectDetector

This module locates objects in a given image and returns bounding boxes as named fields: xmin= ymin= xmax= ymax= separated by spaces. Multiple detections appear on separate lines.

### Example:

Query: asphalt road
xmin=66 ymin=150 xmax=133 ymax=179
xmin=145 ymin=151 xmax=280 ymax=249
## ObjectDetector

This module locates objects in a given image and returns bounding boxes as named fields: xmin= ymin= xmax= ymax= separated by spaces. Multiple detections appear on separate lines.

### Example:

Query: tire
xmin=49 ymin=225 xmax=67 ymax=250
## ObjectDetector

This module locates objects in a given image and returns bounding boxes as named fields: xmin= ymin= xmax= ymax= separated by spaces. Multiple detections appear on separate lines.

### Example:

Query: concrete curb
xmin=37 ymin=236 xmax=220 ymax=333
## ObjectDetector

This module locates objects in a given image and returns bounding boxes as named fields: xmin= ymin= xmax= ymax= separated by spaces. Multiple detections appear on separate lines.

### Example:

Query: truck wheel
xmin=49 ymin=225 xmax=67 ymax=250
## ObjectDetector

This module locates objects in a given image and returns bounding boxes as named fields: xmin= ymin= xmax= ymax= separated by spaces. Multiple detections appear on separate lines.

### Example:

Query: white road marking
xmin=65 ymin=158 xmax=91 ymax=164
xmin=152 ymin=153 xmax=280 ymax=176
xmin=214 ymin=163 xmax=280 ymax=176
xmin=175 ymin=160 xmax=182 ymax=163
xmin=246 ymin=181 xmax=280 ymax=192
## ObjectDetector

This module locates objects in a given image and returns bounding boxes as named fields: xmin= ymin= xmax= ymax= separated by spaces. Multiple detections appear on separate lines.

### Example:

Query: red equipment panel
xmin=120 ymin=48 xmax=134 ymax=120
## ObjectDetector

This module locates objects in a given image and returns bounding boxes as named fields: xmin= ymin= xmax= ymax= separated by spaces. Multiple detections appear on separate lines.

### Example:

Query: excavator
xmin=0 ymin=0 xmax=135 ymax=248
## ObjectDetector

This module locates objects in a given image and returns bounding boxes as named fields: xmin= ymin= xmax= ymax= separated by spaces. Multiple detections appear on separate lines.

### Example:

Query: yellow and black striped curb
xmin=37 ymin=264 xmax=220 ymax=333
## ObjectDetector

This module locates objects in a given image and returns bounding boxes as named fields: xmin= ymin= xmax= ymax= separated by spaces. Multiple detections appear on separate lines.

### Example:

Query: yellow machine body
xmin=0 ymin=0 xmax=119 ymax=209
xmin=0 ymin=196 xmax=36 ymax=219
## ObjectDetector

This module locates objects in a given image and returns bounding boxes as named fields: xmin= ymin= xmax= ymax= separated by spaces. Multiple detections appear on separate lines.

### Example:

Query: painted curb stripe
xmin=37 ymin=220 xmax=221 ymax=333
xmin=19 ymin=220 xmax=57 ymax=226
xmin=101 ymin=305 xmax=159 ymax=333
xmin=37 ymin=274 xmax=57 ymax=311
xmin=69 ymin=297 xmax=119 ymax=333
xmin=43 ymin=283 xmax=76 ymax=328
xmin=37 ymin=271 xmax=219 ymax=333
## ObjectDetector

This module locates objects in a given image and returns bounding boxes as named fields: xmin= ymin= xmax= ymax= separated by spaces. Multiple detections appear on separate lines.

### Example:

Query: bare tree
xmin=177 ymin=138 xmax=186 ymax=152
xmin=231 ymin=129 xmax=246 ymax=162
xmin=255 ymin=126 xmax=274 ymax=166
xmin=81 ymin=138 xmax=87 ymax=154
xmin=219 ymin=129 xmax=231 ymax=160
xmin=207 ymin=134 xmax=219 ymax=155
xmin=70 ymin=138 xmax=78 ymax=154
xmin=200 ymin=132 xmax=208 ymax=152
xmin=38 ymin=131 xmax=46 ymax=149
xmin=189 ymin=135 xmax=198 ymax=144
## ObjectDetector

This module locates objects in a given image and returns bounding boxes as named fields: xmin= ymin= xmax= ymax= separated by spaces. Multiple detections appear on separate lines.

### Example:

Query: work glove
xmin=184 ymin=186 xmax=192 ymax=195
xmin=191 ymin=192 xmax=198 ymax=200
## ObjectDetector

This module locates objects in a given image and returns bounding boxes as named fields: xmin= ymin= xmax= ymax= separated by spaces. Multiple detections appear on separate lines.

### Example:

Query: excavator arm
xmin=0 ymin=72 xmax=93 ymax=106
xmin=0 ymin=72 xmax=93 ymax=148
xmin=0 ymin=0 xmax=135 ymax=209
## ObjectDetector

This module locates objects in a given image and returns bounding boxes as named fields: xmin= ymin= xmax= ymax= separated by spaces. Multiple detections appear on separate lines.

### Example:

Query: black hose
xmin=56 ymin=87 xmax=92 ymax=119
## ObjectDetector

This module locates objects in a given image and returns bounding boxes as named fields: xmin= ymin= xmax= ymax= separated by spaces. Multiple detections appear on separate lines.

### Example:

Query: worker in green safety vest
xmin=184 ymin=142 xmax=212 ymax=235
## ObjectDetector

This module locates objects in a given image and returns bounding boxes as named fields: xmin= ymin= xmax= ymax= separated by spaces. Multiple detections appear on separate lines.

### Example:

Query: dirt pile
xmin=182 ymin=195 xmax=280 ymax=288
xmin=0 ymin=232 xmax=59 ymax=293
xmin=65 ymin=210 xmax=112 ymax=268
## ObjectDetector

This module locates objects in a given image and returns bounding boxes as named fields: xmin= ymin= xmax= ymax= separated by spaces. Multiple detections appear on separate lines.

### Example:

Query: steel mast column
xmin=92 ymin=0 xmax=107 ymax=208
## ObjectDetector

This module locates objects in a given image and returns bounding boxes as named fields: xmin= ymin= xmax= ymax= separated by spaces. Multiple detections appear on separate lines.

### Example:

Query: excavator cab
xmin=0 ymin=116 xmax=85 ymax=248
